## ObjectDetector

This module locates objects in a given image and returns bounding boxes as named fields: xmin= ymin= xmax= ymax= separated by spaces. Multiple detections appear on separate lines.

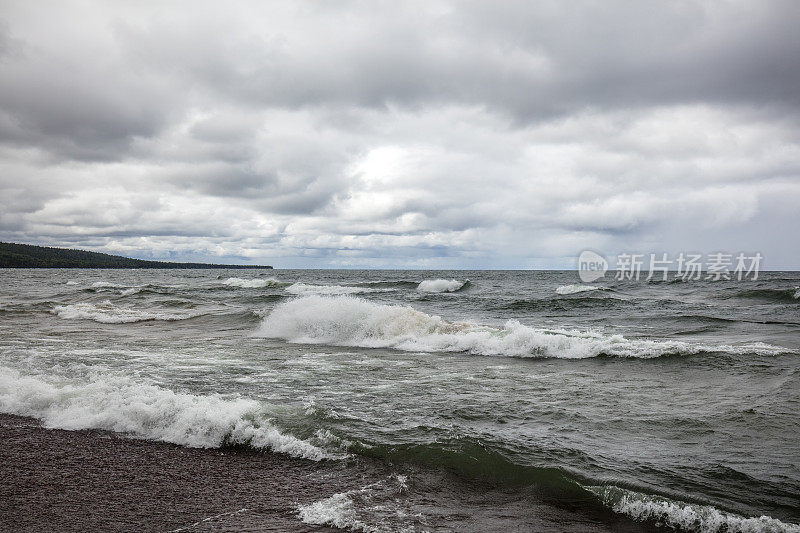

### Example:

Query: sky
xmin=1 ymin=1 xmax=799 ymax=269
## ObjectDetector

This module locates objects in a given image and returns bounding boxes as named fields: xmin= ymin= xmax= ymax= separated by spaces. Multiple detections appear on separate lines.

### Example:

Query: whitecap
xmin=585 ymin=485 xmax=800 ymax=533
xmin=417 ymin=279 xmax=468 ymax=293
xmin=256 ymin=296 xmax=792 ymax=359
xmin=285 ymin=283 xmax=385 ymax=296
xmin=0 ymin=366 xmax=337 ymax=461
xmin=223 ymin=277 xmax=287 ymax=289
xmin=51 ymin=301 xmax=197 ymax=323
xmin=556 ymin=284 xmax=603 ymax=295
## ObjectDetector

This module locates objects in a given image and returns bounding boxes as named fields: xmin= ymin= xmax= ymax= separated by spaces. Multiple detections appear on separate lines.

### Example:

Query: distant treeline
xmin=0 ymin=242 xmax=272 ymax=269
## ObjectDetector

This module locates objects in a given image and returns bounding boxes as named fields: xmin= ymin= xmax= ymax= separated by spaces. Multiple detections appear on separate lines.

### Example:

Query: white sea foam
xmin=299 ymin=493 xmax=363 ymax=531
xmin=256 ymin=296 xmax=792 ymax=359
xmin=586 ymin=485 xmax=800 ymax=533
xmin=51 ymin=301 xmax=197 ymax=323
xmin=0 ymin=366 xmax=335 ymax=461
xmin=223 ymin=277 xmax=287 ymax=289
xmin=556 ymin=284 xmax=603 ymax=295
xmin=794 ymin=287 xmax=800 ymax=299
xmin=285 ymin=283 xmax=385 ymax=296
xmin=298 ymin=475 xmax=415 ymax=532
xmin=65 ymin=280 xmax=79 ymax=285
xmin=417 ymin=279 xmax=468 ymax=293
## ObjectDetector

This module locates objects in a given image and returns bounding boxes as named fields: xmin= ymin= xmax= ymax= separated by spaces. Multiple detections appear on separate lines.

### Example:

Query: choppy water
xmin=1 ymin=269 xmax=799 ymax=532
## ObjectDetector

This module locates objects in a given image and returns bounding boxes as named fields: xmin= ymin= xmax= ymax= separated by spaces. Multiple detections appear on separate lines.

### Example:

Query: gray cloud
xmin=0 ymin=1 xmax=798 ymax=267
xmin=102 ymin=1 xmax=800 ymax=118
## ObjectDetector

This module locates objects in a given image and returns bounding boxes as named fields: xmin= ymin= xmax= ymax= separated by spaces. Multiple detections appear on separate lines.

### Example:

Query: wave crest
xmin=556 ymin=284 xmax=604 ymax=295
xmin=91 ymin=281 xmax=120 ymax=288
xmin=285 ymin=283 xmax=387 ymax=296
xmin=223 ymin=277 xmax=288 ymax=289
xmin=734 ymin=287 xmax=800 ymax=303
xmin=51 ymin=301 xmax=199 ymax=323
xmin=256 ymin=296 xmax=788 ymax=359
xmin=356 ymin=280 xmax=419 ymax=289
xmin=417 ymin=279 xmax=469 ymax=293
xmin=586 ymin=485 xmax=800 ymax=533
xmin=0 ymin=367 xmax=337 ymax=461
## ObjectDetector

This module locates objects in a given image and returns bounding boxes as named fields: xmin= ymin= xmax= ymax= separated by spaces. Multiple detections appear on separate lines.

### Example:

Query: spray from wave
xmin=586 ymin=485 xmax=800 ymax=533
xmin=255 ymin=296 xmax=790 ymax=359
xmin=417 ymin=279 xmax=469 ymax=293
xmin=51 ymin=301 xmax=199 ymax=323
xmin=0 ymin=366 xmax=337 ymax=461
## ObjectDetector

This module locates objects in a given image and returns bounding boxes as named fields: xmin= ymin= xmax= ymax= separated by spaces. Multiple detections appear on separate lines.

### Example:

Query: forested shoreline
xmin=0 ymin=242 xmax=272 ymax=269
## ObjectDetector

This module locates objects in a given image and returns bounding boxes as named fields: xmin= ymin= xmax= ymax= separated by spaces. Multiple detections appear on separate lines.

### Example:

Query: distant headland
xmin=0 ymin=242 xmax=272 ymax=269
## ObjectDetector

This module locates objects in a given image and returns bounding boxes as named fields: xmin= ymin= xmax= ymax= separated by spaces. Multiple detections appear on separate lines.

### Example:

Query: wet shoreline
xmin=0 ymin=413 xmax=652 ymax=532
xmin=0 ymin=413 xmax=351 ymax=532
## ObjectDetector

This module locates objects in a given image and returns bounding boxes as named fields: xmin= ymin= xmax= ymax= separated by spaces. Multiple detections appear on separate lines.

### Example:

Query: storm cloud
xmin=1 ymin=1 xmax=799 ymax=267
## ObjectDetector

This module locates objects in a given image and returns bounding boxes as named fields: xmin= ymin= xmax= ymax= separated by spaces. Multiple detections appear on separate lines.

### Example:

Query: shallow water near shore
xmin=1 ymin=268 xmax=799 ymax=532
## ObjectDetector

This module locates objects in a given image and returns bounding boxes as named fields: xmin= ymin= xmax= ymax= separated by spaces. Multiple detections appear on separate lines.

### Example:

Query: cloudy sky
xmin=1 ymin=1 xmax=798 ymax=268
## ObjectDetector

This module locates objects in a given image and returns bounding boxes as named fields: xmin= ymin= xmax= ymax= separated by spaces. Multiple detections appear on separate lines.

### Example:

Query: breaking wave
xmin=284 ymin=283 xmax=387 ymax=296
xmin=0 ymin=366 xmax=336 ymax=461
xmin=51 ymin=301 xmax=199 ymax=323
xmin=417 ymin=279 xmax=470 ymax=293
xmin=256 ymin=296 xmax=790 ymax=359
xmin=555 ymin=284 xmax=605 ymax=295
xmin=223 ymin=277 xmax=288 ymax=289
xmin=586 ymin=485 xmax=800 ymax=533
